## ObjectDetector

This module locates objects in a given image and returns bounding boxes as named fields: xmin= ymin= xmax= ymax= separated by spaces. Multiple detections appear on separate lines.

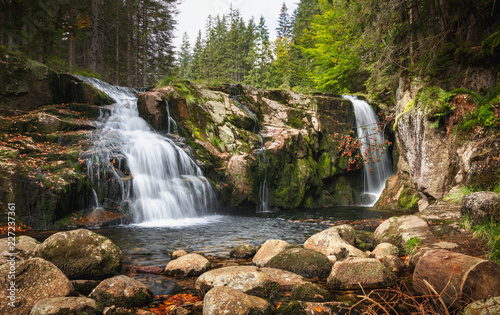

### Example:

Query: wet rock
xmin=137 ymin=91 xmax=167 ymax=131
xmin=291 ymin=282 xmax=331 ymax=302
xmin=461 ymin=191 xmax=500 ymax=224
xmin=29 ymin=297 xmax=97 ymax=315
xmin=230 ymin=244 xmax=257 ymax=259
xmin=252 ymin=239 xmax=289 ymax=267
xmin=462 ymin=296 xmax=500 ymax=315
xmin=0 ymin=258 xmax=75 ymax=315
xmin=171 ymin=250 xmax=188 ymax=260
xmin=304 ymin=226 xmax=367 ymax=260
xmin=327 ymin=257 xmax=397 ymax=290
xmin=0 ymin=235 xmax=39 ymax=263
xmin=196 ymin=266 xmax=303 ymax=297
xmin=164 ymin=253 xmax=210 ymax=277
xmin=89 ymin=275 xmax=154 ymax=308
xmin=202 ymin=286 xmax=273 ymax=315
xmin=373 ymin=215 xmax=435 ymax=247
xmin=265 ymin=247 xmax=332 ymax=278
xmin=35 ymin=228 xmax=122 ymax=279
xmin=369 ymin=243 xmax=399 ymax=259
xmin=227 ymin=155 xmax=252 ymax=204
xmin=71 ymin=280 xmax=100 ymax=296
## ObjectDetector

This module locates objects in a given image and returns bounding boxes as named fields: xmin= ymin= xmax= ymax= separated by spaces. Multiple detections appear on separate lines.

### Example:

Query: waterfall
xmin=344 ymin=96 xmax=392 ymax=206
xmin=78 ymin=76 xmax=217 ymax=225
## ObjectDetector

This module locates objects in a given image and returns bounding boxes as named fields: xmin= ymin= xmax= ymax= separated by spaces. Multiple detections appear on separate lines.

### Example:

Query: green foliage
xmin=415 ymin=87 xmax=454 ymax=119
xmin=457 ymin=88 xmax=499 ymax=131
xmin=404 ymin=236 xmax=422 ymax=255
xmin=443 ymin=186 xmax=477 ymax=204
xmin=462 ymin=216 xmax=500 ymax=264
xmin=73 ymin=68 xmax=102 ymax=80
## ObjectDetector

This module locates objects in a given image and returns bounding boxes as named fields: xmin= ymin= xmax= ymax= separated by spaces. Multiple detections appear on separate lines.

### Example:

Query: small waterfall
xmin=344 ymin=96 xmax=392 ymax=206
xmin=78 ymin=76 xmax=217 ymax=225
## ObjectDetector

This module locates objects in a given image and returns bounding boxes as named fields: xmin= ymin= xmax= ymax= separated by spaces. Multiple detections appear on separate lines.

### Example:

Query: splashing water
xmin=78 ymin=76 xmax=217 ymax=225
xmin=344 ymin=96 xmax=392 ymax=206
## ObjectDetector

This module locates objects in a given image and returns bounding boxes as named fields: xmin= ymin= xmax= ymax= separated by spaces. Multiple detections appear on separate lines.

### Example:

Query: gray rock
xmin=462 ymin=296 xmax=500 ymax=315
xmin=89 ymin=275 xmax=153 ymax=308
xmin=0 ymin=258 xmax=75 ymax=315
xmin=252 ymin=239 xmax=289 ymax=267
xmin=35 ymin=229 xmax=122 ymax=280
xmin=461 ymin=192 xmax=500 ymax=224
xmin=265 ymin=247 xmax=332 ymax=278
xmin=373 ymin=215 xmax=435 ymax=247
xmin=0 ymin=235 xmax=40 ymax=262
xmin=29 ymin=297 xmax=97 ymax=315
xmin=370 ymin=243 xmax=399 ymax=259
xmin=327 ymin=257 xmax=397 ymax=290
xmin=230 ymin=244 xmax=257 ymax=259
xmin=202 ymin=286 xmax=273 ymax=315
xmin=196 ymin=266 xmax=303 ymax=297
xmin=164 ymin=253 xmax=210 ymax=277
xmin=304 ymin=226 xmax=367 ymax=260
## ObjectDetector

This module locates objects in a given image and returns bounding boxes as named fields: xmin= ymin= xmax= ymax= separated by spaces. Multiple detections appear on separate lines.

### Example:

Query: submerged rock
xmin=461 ymin=191 xmax=500 ymax=224
xmin=35 ymin=229 xmax=122 ymax=280
xmin=89 ymin=275 xmax=153 ymax=308
xmin=196 ymin=266 xmax=303 ymax=297
xmin=327 ymin=257 xmax=397 ymax=290
xmin=202 ymin=286 xmax=273 ymax=315
xmin=303 ymin=225 xmax=367 ymax=260
xmin=0 ymin=258 xmax=75 ymax=315
xmin=164 ymin=253 xmax=210 ymax=277
xmin=230 ymin=244 xmax=257 ymax=259
xmin=252 ymin=239 xmax=289 ymax=267
xmin=265 ymin=247 xmax=332 ymax=278
xmin=29 ymin=297 xmax=98 ymax=315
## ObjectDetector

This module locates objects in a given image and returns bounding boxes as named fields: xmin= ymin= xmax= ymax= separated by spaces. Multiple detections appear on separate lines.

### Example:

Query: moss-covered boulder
xmin=30 ymin=297 xmax=98 ymax=315
xmin=89 ymin=275 xmax=153 ymax=308
xmin=252 ymin=240 xmax=289 ymax=267
xmin=327 ymin=257 xmax=397 ymax=290
xmin=203 ymin=286 xmax=273 ymax=315
xmin=461 ymin=191 xmax=500 ymax=224
xmin=291 ymin=282 xmax=331 ymax=302
xmin=35 ymin=229 xmax=122 ymax=280
xmin=0 ymin=258 xmax=75 ymax=315
xmin=230 ymin=244 xmax=257 ymax=259
xmin=164 ymin=253 xmax=210 ymax=277
xmin=265 ymin=248 xmax=333 ymax=278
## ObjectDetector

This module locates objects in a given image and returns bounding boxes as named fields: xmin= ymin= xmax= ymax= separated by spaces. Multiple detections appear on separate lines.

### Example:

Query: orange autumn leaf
xmin=314 ymin=307 xmax=324 ymax=312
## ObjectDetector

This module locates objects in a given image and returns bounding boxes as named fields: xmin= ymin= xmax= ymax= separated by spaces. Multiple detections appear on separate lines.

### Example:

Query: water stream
xmin=78 ymin=76 xmax=217 ymax=226
xmin=344 ymin=96 xmax=393 ymax=206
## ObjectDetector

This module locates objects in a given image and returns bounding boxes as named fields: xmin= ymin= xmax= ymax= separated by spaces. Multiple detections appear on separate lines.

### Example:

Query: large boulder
xmin=29 ymin=297 xmax=98 ymax=315
xmin=196 ymin=266 xmax=303 ymax=297
xmin=0 ymin=258 xmax=75 ymax=315
xmin=303 ymin=225 xmax=367 ymax=260
xmin=230 ymin=244 xmax=257 ymax=259
xmin=372 ymin=215 xmax=435 ymax=246
xmin=265 ymin=247 xmax=333 ymax=278
xmin=461 ymin=192 xmax=500 ymax=224
xmin=35 ymin=229 xmax=122 ymax=279
xmin=252 ymin=239 xmax=289 ymax=267
xmin=203 ymin=286 xmax=272 ymax=315
xmin=89 ymin=275 xmax=154 ymax=308
xmin=327 ymin=257 xmax=397 ymax=290
xmin=164 ymin=253 xmax=210 ymax=277
xmin=0 ymin=235 xmax=39 ymax=263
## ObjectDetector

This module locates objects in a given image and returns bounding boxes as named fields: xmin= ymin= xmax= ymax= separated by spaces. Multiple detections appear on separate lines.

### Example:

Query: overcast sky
xmin=173 ymin=0 xmax=299 ymax=51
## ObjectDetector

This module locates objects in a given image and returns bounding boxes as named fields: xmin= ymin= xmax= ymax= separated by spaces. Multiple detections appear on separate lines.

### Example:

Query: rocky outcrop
xmin=138 ymin=82 xmax=362 ymax=209
xmin=252 ymin=239 xmax=289 ymax=267
xmin=89 ymin=275 xmax=154 ymax=308
xmin=29 ymin=297 xmax=98 ymax=315
xmin=0 ymin=258 xmax=75 ymax=315
xmin=35 ymin=229 xmax=122 ymax=279
xmin=164 ymin=253 xmax=210 ymax=277
xmin=202 ymin=286 xmax=273 ymax=315
xmin=265 ymin=247 xmax=333 ymax=278
xmin=327 ymin=257 xmax=397 ymax=290
xmin=461 ymin=192 xmax=500 ymax=224
xmin=303 ymin=225 xmax=367 ymax=260
xmin=195 ymin=266 xmax=304 ymax=297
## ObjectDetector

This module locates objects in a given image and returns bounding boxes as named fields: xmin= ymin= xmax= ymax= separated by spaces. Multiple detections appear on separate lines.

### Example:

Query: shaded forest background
xmin=1 ymin=0 xmax=499 ymax=102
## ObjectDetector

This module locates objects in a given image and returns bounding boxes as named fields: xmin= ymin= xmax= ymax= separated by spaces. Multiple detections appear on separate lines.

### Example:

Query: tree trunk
xmin=126 ymin=0 xmax=133 ymax=87
xmin=142 ymin=2 xmax=148 ymax=87
xmin=413 ymin=249 xmax=500 ymax=308
xmin=115 ymin=0 xmax=120 ymax=85
xmin=90 ymin=0 xmax=104 ymax=75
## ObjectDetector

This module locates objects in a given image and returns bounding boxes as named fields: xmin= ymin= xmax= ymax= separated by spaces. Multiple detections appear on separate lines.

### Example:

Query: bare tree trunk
xmin=115 ymin=0 xmax=120 ymax=85
xmin=142 ymin=2 xmax=148 ymax=87
xmin=90 ymin=0 xmax=104 ymax=74
xmin=135 ymin=11 xmax=139 ymax=87
xmin=126 ymin=0 xmax=133 ymax=86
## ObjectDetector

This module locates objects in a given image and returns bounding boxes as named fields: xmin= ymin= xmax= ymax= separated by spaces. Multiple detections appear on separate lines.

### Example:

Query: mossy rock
xmin=398 ymin=187 xmax=420 ymax=210
xmin=230 ymin=244 xmax=257 ymax=259
xmin=35 ymin=229 xmax=122 ymax=280
xmin=89 ymin=275 xmax=153 ymax=308
xmin=265 ymin=248 xmax=333 ymax=278
xmin=291 ymin=282 xmax=331 ymax=302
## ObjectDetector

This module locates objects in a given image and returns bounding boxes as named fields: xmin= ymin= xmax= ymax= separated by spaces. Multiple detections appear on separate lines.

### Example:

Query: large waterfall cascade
xmin=79 ymin=76 xmax=217 ymax=226
xmin=344 ymin=96 xmax=393 ymax=206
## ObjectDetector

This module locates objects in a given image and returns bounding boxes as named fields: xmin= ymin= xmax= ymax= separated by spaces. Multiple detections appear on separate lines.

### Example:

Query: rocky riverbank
xmin=2 ymin=196 xmax=499 ymax=314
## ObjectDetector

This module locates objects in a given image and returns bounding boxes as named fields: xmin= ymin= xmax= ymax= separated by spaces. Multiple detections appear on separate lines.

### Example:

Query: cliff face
xmin=376 ymin=77 xmax=500 ymax=210
xmin=137 ymin=83 xmax=363 ymax=210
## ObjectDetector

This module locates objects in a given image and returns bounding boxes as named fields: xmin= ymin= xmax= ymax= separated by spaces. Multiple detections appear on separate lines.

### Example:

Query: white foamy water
xmin=78 ymin=76 xmax=217 ymax=225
